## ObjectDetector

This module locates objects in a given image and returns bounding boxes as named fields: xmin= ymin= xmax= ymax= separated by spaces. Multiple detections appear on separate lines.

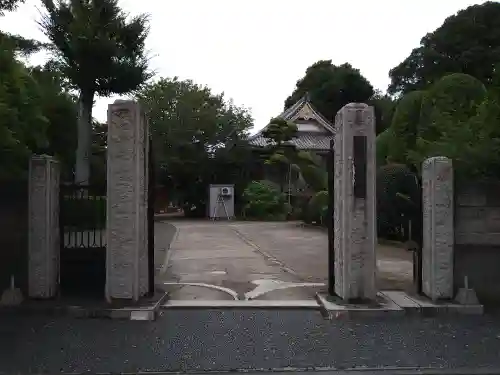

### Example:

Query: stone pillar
xmin=106 ymin=100 xmax=149 ymax=301
xmin=28 ymin=155 xmax=60 ymax=298
xmin=333 ymin=103 xmax=377 ymax=301
xmin=422 ymin=156 xmax=454 ymax=301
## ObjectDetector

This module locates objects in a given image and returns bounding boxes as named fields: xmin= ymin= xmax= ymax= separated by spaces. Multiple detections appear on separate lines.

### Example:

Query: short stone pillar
xmin=422 ymin=156 xmax=454 ymax=301
xmin=333 ymin=103 xmax=377 ymax=301
xmin=106 ymin=100 xmax=149 ymax=301
xmin=28 ymin=155 xmax=60 ymax=298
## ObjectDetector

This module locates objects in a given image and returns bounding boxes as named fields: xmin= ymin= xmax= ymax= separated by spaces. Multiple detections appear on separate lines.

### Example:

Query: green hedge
xmin=242 ymin=180 xmax=289 ymax=220
xmin=303 ymin=190 xmax=329 ymax=226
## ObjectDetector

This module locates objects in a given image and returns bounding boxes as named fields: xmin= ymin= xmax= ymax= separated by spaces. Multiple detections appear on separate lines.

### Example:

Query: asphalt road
xmin=2 ymin=310 xmax=500 ymax=374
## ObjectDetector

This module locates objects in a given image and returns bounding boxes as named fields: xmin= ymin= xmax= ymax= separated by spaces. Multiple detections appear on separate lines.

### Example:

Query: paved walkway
xmin=158 ymin=221 xmax=413 ymax=301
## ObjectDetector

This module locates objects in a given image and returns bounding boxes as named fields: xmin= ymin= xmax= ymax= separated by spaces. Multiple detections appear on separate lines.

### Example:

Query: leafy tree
xmin=39 ymin=0 xmax=151 ymax=184
xmin=409 ymin=89 xmax=500 ymax=181
xmin=296 ymin=151 xmax=327 ymax=193
xmin=377 ymin=164 xmax=421 ymax=241
xmin=388 ymin=2 xmax=500 ymax=95
xmin=418 ymin=73 xmax=486 ymax=141
xmin=262 ymin=118 xmax=299 ymax=193
xmin=387 ymin=90 xmax=425 ymax=164
xmin=29 ymin=62 xmax=78 ymax=179
xmin=376 ymin=128 xmax=395 ymax=167
xmin=370 ymin=90 xmax=396 ymax=134
xmin=0 ymin=39 xmax=48 ymax=179
xmin=285 ymin=61 xmax=374 ymax=125
xmin=0 ymin=0 xmax=24 ymax=14
xmin=136 ymin=77 xmax=253 ymax=216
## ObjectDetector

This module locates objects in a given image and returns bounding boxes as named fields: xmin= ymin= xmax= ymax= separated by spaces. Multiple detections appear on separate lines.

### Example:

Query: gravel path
xmin=2 ymin=311 xmax=500 ymax=373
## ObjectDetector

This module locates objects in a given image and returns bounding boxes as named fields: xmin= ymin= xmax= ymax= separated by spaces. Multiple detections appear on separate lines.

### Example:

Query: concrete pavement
xmin=157 ymin=221 xmax=413 ymax=301
xmin=159 ymin=221 xmax=324 ymax=300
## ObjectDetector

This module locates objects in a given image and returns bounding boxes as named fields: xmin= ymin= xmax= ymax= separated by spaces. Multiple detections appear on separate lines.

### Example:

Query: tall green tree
xmin=0 ymin=0 xmax=45 ymax=55
xmin=0 ymin=0 xmax=24 ymax=14
xmin=136 ymin=77 xmax=253 ymax=215
xmin=262 ymin=119 xmax=326 ymax=194
xmin=285 ymin=61 xmax=374 ymax=124
xmin=29 ymin=62 xmax=78 ymax=179
xmin=262 ymin=118 xmax=299 ymax=193
xmin=388 ymin=2 xmax=500 ymax=95
xmin=0 ymin=39 xmax=48 ymax=179
xmin=39 ymin=0 xmax=151 ymax=184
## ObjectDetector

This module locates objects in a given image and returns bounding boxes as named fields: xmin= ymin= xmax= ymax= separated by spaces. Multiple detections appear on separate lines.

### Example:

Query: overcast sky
xmin=1 ymin=0 xmax=486 ymax=132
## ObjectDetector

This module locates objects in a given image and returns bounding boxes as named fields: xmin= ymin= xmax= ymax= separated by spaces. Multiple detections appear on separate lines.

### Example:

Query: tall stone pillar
xmin=422 ymin=156 xmax=454 ymax=301
xmin=28 ymin=155 xmax=60 ymax=298
xmin=106 ymin=100 xmax=149 ymax=301
xmin=333 ymin=103 xmax=377 ymax=301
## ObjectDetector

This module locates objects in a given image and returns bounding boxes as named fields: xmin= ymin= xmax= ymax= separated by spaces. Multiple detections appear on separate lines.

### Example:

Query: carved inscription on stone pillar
xmin=106 ymin=100 xmax=149 ymax=301
xmin=333 ymin=103 xmax=377 ymax=301
xmin=421 ymin=156 xmax=454 ymax=301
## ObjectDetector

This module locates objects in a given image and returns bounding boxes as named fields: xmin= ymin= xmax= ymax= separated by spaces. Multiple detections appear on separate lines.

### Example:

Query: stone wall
xmin=454 ymin=181 xmax=500 ymax=303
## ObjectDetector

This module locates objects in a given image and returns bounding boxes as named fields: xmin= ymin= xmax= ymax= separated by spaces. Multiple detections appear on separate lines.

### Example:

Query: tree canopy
xmin=285 ymin=61 xmax=374 ymax=123
xmin=136 ymin=77 xmax=254 ymax=215
xmin=284 ymin=60 xmax=393 ymax=134
xmin=0 ymin=0 xmax=24 ymax=14
xmin=39 ymin=0 xmax=152 ymax=184
xmin=0 ymin=40 xmax=47 ymax=179
xmin=388 ymin=1 xmax=500 ymax=95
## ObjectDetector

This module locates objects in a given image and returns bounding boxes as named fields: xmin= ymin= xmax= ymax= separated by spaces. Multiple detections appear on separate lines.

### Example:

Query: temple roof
xmin=248 ymin=95 xmax=335 ymax=151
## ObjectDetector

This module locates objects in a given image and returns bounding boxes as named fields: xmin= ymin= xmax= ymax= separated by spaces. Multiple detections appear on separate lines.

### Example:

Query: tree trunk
xmin=75 ymin=90 xmax=94 ymax=185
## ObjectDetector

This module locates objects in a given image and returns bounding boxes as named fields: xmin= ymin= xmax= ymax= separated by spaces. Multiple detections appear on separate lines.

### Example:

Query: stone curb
xmin=0 ymin=292 xmax=169 ymax=320
xmin=316 ymin=291 xmax=484 ymax=319
xmin=35 ymin=367 xmax=500 ymax=375
xmin=162 ymin=300 xmax=321 ymax=309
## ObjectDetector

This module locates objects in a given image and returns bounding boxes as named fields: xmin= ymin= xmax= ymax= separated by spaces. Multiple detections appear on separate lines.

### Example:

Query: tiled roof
xmin=248 ymin=132 xmax=334 ymax=151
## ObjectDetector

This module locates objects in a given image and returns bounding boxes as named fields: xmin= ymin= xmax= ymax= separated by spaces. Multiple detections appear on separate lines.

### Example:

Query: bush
xmin=388 ymin=90 xmax=425 ymax=164
xmin=242 ymin=180 xmax=289 ymax=220
xmin=376 ymin=164 xmax=420 ymax=241
xmin=419 ymin=73 xmax=486 ymax=142
xmin=304 ymin=190 xmax=329 ymax=226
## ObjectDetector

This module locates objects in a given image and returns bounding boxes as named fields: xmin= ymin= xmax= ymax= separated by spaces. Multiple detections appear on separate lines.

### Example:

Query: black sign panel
xmin=353 ymin=135 xmax=367 ymax=199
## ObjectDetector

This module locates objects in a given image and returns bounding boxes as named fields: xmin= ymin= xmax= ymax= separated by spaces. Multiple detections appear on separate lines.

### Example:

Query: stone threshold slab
xmin=381 ymin=290 xmax=484 ymax=315
xmin=0 ymin=292 xmax=169 ymax=321
xmin=162 ymin=300 xmax=320 ymax=309
xmin=316 ymin=291 xmax=483 ymax=319
xmin=316 ymin=292 xmax=404 ymax=319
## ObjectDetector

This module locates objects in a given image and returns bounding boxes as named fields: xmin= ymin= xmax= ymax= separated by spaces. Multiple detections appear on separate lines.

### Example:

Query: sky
xmin=1 ymin=0 xmax=487 ymax=133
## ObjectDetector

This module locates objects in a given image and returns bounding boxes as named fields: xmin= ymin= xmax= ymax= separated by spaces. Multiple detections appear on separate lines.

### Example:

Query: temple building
xmin=247 ymin=95 xmax=335 ymax=195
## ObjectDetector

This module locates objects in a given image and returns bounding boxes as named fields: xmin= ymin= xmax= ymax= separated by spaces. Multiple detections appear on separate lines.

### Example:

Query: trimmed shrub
xmin=376 ymin=163 xmax=420 ymax=241
xmin=388 ymin=90 xmax=425 ymax=164
xmin=419 ymin=73 xmax=487 ymax=142
xmin=242 ymin=180 xmax=289 ymax=220
xmin=305 ymin=190 xmax=329 ymax=226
